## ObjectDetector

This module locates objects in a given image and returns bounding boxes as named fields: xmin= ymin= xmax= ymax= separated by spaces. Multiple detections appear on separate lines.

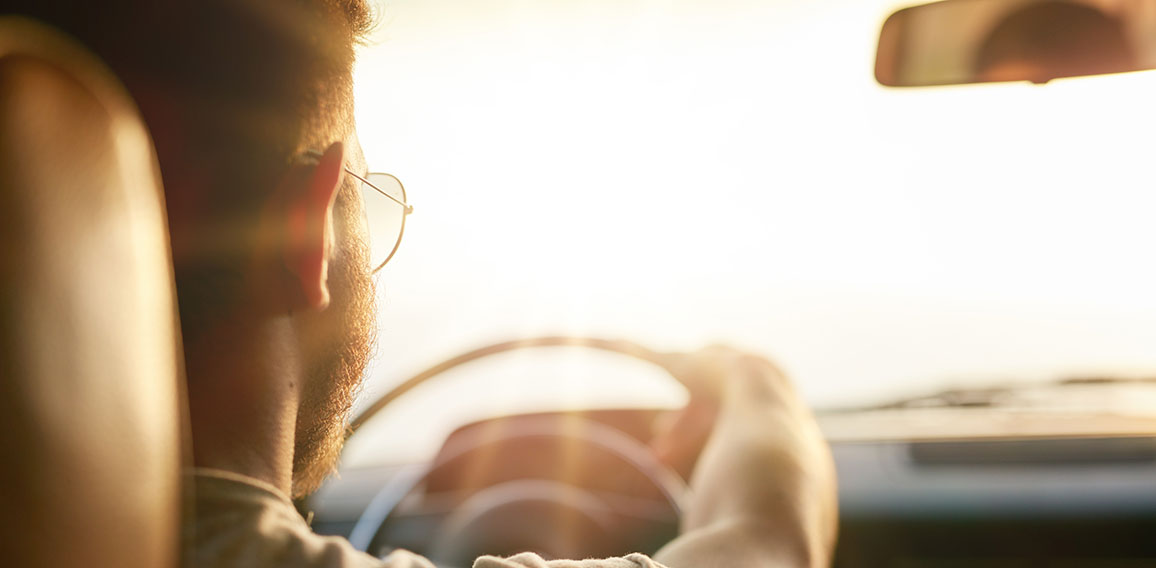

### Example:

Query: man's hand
xmin=652 ymin=346 xmax=838 ymax=568
xmin=651 ymin=346 xmax=792 ymax=471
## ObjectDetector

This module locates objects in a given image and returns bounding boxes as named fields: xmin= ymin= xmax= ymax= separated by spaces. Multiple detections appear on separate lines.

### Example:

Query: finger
xmin=666 ymin=346 xmax=743 ymax=396
xmin=651 ymin=403 xmax=717 ymax=468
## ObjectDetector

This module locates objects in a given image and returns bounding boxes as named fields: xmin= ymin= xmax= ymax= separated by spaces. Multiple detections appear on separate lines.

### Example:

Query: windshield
xmin=349 ymin=0 xmax=1156 ymax=455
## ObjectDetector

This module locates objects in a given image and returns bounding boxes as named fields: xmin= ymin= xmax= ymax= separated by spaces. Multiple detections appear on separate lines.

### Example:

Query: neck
xmin=185 ymin=313 xmax=302 ymax=497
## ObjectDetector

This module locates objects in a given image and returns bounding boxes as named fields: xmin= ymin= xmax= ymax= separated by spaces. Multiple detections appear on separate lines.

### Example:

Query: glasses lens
xmin=360 ymin=172 xmax=407 ymax=272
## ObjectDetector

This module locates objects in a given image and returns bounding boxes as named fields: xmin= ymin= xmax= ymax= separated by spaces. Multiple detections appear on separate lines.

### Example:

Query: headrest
xmin=0 ymin=16 xmax=183 ymax=568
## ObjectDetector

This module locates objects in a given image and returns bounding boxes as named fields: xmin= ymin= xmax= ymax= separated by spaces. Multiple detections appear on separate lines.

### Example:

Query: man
xmin=4 ymin=1 xmax=837 ymax=566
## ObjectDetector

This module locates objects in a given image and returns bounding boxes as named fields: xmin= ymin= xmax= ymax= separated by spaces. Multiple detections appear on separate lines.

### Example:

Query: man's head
xmin=9 ymin=0 xmax=380 ymax=496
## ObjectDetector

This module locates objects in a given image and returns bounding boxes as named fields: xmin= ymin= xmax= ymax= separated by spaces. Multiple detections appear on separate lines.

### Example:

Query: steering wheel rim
xmin=350 ymin=337 xmax=678 ymax=432
xmin=346 ymin=336 xmax=692 ymax=556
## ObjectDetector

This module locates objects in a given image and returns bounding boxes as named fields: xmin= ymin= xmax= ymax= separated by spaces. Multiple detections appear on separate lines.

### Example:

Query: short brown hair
xmin=5 ymin=0 xmax=375 ymax=336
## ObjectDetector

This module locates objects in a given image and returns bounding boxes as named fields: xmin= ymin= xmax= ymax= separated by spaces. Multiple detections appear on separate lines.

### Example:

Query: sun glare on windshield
xmin=351 ymin=0 xmax=1156 ymax=413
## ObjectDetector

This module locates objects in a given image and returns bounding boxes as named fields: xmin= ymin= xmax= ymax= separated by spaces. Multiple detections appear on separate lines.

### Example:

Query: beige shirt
xmin=184 ymin=469 xmax=668 ymax=568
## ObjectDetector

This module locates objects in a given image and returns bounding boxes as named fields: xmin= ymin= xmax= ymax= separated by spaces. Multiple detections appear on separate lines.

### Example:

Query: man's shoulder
xmin=184 ymin=469 xmax=434 ymax=568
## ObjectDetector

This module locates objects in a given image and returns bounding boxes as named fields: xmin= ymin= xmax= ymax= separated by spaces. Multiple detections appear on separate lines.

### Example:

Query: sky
xmin=343 ymin=0 xmax=1156 ymax=463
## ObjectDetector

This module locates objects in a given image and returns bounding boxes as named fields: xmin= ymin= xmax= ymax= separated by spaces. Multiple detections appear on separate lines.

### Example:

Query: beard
xmin=290 ymin=209 xmax=377 ymax=498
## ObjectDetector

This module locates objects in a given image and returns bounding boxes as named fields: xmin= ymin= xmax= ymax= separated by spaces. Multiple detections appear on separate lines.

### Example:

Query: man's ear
xmin=281 ymin=141 xmax=345 ymax=311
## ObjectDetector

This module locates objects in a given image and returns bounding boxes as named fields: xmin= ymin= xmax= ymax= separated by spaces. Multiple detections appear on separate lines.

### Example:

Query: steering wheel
xmin=345 ymin=337 xmax=695 ymax=565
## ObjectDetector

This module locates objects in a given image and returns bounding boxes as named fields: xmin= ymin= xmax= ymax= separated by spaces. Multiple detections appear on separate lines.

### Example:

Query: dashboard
xmin=310 ymin=408 xmax=1156 ymax=567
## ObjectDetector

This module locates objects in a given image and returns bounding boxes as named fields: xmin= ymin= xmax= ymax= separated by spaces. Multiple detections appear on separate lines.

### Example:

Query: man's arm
xmin=652 ymin=348 xmax=838 ymax=568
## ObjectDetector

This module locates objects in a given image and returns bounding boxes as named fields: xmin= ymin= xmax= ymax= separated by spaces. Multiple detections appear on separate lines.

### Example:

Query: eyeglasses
xmin=303 ymin=150 xmax=412 ymax=273
xmin=346 ymin=169 xmax=412 ymax=273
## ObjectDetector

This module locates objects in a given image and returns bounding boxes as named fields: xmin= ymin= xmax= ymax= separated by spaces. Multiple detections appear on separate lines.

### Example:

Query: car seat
xmin=0 ymin=16 xmax=185 ymax=568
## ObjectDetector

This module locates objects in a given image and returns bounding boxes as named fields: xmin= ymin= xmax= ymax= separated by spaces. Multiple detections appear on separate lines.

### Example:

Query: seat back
xmin=0 ymin=17 xmax=182 ymax=568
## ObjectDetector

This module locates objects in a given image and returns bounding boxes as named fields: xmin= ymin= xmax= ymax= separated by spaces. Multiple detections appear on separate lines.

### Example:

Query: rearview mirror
xmin=876 ymin=0 xmax=1156 ymax=86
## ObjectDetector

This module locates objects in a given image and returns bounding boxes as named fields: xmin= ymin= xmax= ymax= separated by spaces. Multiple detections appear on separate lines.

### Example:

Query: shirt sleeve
xmin=472 ymin=552 xmax=668 ymax=568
